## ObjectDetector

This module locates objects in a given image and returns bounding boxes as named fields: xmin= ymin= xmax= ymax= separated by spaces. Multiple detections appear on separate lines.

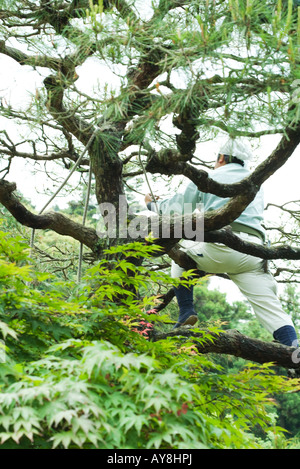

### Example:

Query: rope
xmin=29 ymin=130 xmax=97 ymax=280
xmin=77 ymin=161 xmax=92 ymax=282
xmin=137 ymin=142 xmax=159 ymax=213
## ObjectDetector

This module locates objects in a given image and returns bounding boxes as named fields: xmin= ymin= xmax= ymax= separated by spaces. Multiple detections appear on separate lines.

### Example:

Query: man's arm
xmin=145 ymin=182 xmax=200 ymax=215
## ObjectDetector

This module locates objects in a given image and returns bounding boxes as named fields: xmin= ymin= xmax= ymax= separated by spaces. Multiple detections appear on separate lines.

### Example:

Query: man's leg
xmin=172 ymin=284 xmax=198 ymax=328
xmin=171 ymin=261 xmax=198 ymax=329
xmin=229 ymin=270 xmax=298 ymax=347
xmin=180 ymin=236 xmax=298 ymax=346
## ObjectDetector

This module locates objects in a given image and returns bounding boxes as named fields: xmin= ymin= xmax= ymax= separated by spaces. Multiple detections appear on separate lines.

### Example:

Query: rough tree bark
xmin=153 ymin=327 xmax=300 ymax=371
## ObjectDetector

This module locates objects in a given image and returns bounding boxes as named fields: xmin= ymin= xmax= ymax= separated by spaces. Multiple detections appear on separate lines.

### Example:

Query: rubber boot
xmin=173 ymin=284 xmax=198 ymax=329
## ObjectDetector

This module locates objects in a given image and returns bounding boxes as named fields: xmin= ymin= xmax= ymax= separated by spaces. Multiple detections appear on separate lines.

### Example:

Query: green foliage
xmin=0 ymin=339 xmax=215 ymax=449
xmin=0 ymin=227 xmax=80 ymax=362
xmin=0 ymin=225 xmax=299 ymax=449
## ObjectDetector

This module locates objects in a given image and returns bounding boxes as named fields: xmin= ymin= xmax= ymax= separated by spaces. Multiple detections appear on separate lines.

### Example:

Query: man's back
xmin=202 ymin=163 xmax=265 ymax=240
xmin=151 ymin=162 xmax=265 ymax=241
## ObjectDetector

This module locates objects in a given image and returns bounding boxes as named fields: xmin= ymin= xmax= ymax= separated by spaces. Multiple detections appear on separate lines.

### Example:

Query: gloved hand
xmin=144 ymin=193 xmax=159 ymax=205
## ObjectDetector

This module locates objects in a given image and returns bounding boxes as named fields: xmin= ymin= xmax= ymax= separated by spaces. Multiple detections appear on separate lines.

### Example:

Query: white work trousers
xmin=171 ymin=232 xmax=295 ymax=335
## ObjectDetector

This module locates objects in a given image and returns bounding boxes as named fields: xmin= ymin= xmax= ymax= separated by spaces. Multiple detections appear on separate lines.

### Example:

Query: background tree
xmin=193 ymin=280 xmax=252 ymax=327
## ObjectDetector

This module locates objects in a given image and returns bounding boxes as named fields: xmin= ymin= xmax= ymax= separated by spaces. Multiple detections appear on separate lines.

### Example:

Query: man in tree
xmin=145 ymin=138 xmax=298 ymax=347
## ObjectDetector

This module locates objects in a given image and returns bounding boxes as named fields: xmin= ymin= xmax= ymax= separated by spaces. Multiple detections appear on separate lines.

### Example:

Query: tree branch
xmin=146 ymin=121 xmax=300 ymax=200
xmin=152 ymin=327 xmax=300 ymax=371
xmin=44 ymin=74 xmax=94 ymax=146
xmin=0 ymin=40 xmax=62 ymax=71
xmin=146 ymin=148 xmax=257 ymax=198
xmin=0 ymin=147 xmax=85 ymax=164
xmin=0 ymin=180 xmax=99 ymax=251
xmin=1 ymin=176 xmax=300 ymax=262
xmin=154 ymin=222 xmax=300 ymax=261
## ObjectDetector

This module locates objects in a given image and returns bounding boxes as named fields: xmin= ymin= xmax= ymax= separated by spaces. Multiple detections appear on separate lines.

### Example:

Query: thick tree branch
xmin=1 ymin=178 xmax=299 ymax=262
xmin=146 ymin=122 xmax=300 ymax=200
xmin=204 ymin=228 xmax=300 ymax=260
xmin=153 ymin=327 xmax=300 ymax=371
xmin=0 ymin=180 xmax=99 ymax=251
xmin=146 ymin=148 xmax=258 ymax=198
xmin=153 ymin=221 xmax=300 ymax=261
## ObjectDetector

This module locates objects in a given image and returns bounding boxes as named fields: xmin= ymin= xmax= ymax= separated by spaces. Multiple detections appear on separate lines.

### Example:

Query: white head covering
xmin=218 ymin=138 xmax=253 ymax=161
